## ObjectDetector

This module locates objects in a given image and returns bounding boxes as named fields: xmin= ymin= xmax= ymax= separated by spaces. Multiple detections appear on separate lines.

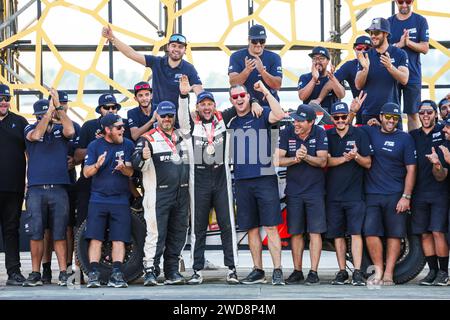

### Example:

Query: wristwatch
xmin=56 ymin=106 xmax=64 ymax=111
xmin=250 ymin=98 xmax=259 ymax=105
xmin=402 ymin=194 xmax=412 ymax=200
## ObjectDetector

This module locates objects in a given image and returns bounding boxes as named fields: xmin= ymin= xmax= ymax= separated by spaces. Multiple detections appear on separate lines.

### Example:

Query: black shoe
xmin=6 ymin=272 xmax=26 ymax=286
xmin=420 ymin=269 xmax=437 ymax=286
xmin=143 ymin=267 xmax=159 ymax=286
xmin=272 ymin=268 xmax=285 ymax=286
xmin=226 ymin=268 xmax=239 ymax=285
xmin=187 ymin=270 xmax=203 ymax=285
xmin=23 ymin=272 xmax=43 ymax=287
xmin=240 ymin=268 xmax=266 ymax=285
xmin=58 ymin=271 xmax=70 ymax=286
xmin=164 ymin=272 xmax=186 ymax=285
xmin=305 ymin=271 xmax=320 ymax=286
xmin=285 ymin=270 xmax=304 ymax=285
xmin=108 ymin=271 xmax=128 ymax=288
xmin=42 ymin=267 xmax=52 ymax=284
xmin=352 ymin=270 xmax=366 ymax=286
xmin=331 ymin=270 xmax=350 ymax=285
xmin=130 ymin=197 xmax=143 ymax=213
xmin=87 ymin=271 xmax=101 ymax=288
xmin=433 ymin=270 xmax=449 ymax=286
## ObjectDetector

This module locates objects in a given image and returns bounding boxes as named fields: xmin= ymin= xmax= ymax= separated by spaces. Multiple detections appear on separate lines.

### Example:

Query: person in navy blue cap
xmin=325 ymin=101 xmax=372 ymax=286
xmin=132 ymin=100 xmax=191 ymax=286
xmin=227 ymin=80 xmax=285 ymax=285
xmin=274 ymin=103 xmax=328 ymax=285
xmin=228 ymin=24 xmax=282 ymax=107
xmin=389 ymin=0 xmax=429 ymax=132
xmin=438 ymin=97 xmax=450 ymax=127
xmin=356 ymin=18 xmax=409 ymax=129
xmin=0 ymin=83 xmax=29 ymax=285
xmin=127 ymin=81 xmax=156 ymax=141
xmin=360 ymin=102 xmax=416 ymax=286
xmin=298 ymin=46 xmax=344 ymax=113
xmin=83 ymin=113 xmax=134 ymax=288
xmin=22 ymin=89 xmax=75 ymax=287
xmin=313 ymin=36 xmax=372 ymax=124
xmin=409 ymin=99 xmax=449 ymax=285
xmin=102 ymin=25 xmax=203 ymax=114
xmin=41 ymin=89 xmax=81 ymax=284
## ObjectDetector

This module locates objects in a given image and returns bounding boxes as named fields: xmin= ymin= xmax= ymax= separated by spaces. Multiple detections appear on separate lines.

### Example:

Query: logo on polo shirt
xmin=384 ymin=141 xmax=395 ymax=147
xmin=11 ymin=123 xmax=15 ymax=128
xmin=175 ymin=74 xmax=183 ymax=82
xmin=347 ymin=140 xmax=355 ymax=146
xmin=228 ymin=66 xmax=233 ymax=71
xmin=390 ymin=58 xmax=396 ymax=64
xmin=408 ymin=28 xmax=417 ymax=34
xmin=432 ymin=132 xmax=441 ymax=139
xmin=128 ymin=118 xmax=134 ymax=125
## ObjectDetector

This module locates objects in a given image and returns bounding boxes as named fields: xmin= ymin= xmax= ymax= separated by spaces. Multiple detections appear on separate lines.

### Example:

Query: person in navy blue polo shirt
xmin=102 ymin=25 xmax=203 ymax=113
xmin=410 ymin=100 xmax=449 ymax=286
xmin=228 ymin=81 xmax=285 ymax=285
xmin=0 ymin=84 xmax=28 ymax=286
xmin=127 ymin=81 xmax=156 ymax=141
xmin=274 ymin=104 xmax=328 ymax=286
xmin=83 ymin=113 xmax=134 ymax=288
xmin=298 ymin=46 xmax=345 ymax=113
xmin=355 ymin=18 xmax=409 ymax=127
xmin=438 ymin=98 xmax=450 ymax=127
xmin=361 ymin=102 xmax=416 ymax=286
xmin=325 ymin=101 xmax=372 ymax=286
xmin=22 ymin=89 xmax=75 ymax=287
xmin=389 ymin=0 xmax=429 ymax=132
xmin=313 ymin=36 xmax=372 ymax=124
xmin=228 ymin=24 xmax=282 ymax=106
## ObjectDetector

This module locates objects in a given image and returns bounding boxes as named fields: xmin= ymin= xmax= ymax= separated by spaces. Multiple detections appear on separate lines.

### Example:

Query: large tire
xmin=352 ymin=235 xmax=426 ymax=284
xmin=75 ymin=212 xmax=147 ymax=284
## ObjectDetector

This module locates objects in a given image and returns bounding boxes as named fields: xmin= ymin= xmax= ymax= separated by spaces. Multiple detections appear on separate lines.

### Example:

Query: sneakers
xmin=351 ymin=269 xmax=366 ymax=286
xmin=241 ymin=268 xmax=266 ymax=285
xmin=143 ymin=267 xmax=159 ymax=286
xmin=187 ymin=270 xmax=203 ymax=285
xmin=165 ymin=272 xmax=186 ymax=285
xmin=433 ymin=270 xmax=449 ymax=286
xmin=226 ymin=268 xmax=239 ymax=285
xmin=331 ymin=270 xmax=350 ymax=285
xmin=87 ymin=270 xmax=101 ymax=288
xmin=130 ymin=197 xmax=143 ymax=213
xmin=58 ymin=271 xmax=70 ymax=286
xmin=285 ymin=270 xmax=304 ymax=285
xmin=272 ymin=268 xmax=285 ymax=286
xmin=420 ymin=269 xmax=437 ymax=286
xmin=42 ymin=267 xmax=52 ymax=284
xmin=6 ymin=272 xmax=26 ymax=286
xmin=108 ymin=271 xmax=128 ymax=288
xmin=305 ymin=270 xmax=320 ymax=286
xmin=23 ymin=272 xmax=43 ymax=287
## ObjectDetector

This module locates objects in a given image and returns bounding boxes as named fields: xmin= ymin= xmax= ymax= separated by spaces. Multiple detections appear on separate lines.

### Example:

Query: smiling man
xmin=228 ymin=24 xmax=282 ymax=107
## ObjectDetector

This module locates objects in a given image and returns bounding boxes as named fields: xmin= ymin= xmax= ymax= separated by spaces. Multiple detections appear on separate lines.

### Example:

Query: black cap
xmin=290 ymin=104 xmax=316 ymax=121
xmin=308 ymin=46 xmax=330 ymax=60
xmin=248 ymin=24 xmax=267 ymax=40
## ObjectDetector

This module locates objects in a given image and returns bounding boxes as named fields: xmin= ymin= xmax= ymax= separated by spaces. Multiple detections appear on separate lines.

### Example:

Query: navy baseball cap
xmin=354 ymin=35 xmax=372 ymax=47
xmin=0 ymin=84 xmax=11 ymax=96
xmin=96 ymin=93 xmax=121 ymax=114
xmin=33 ymin=99 xmax=50 ymax=115
xmin=419 ymin=100 xmax=437 ymax=111
xmin=365 ymin=17 xmax=391 ymax=36
xmin=100 ymin=113 xmax=122 ymax=129
xmin=196 ymin=91 xmax=215 ymax=104
xmin=444 ymin=117 xmax=450 ymax=127
xmin=380 ymin=102 xmax=401 ymax=115
xmin=439 ymin=98 xmax=450 ymax=109
xmin=330 ymin=102 xmax=349 ymax=115
xmin=168 ymin=33 xmax=187 ymax=45
xmin=308 ymin=46 xmax=330 ymax=60
xmin=57 ymin=90 xmax=69 ymax=103
xmin=248 ymin=24 xmax=267 ymax=40
xmin=133 ymin=81 xmax=152 ymax=95
xmin=290 ymin=104 xmax=316 ymax=121
xmin=156 ymin=101 xmax=176 ymax=116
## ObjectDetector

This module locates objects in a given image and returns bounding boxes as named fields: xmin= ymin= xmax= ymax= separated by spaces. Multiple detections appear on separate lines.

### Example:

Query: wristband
xmin=56 ymin=106 xmax=64 ymax=111
xmin=180 ymin=93 xmax=189 ymax=99
xmin=250 ymin=98 xmax=259 ymax=105
xmin=402 ymin=194 xmax=411 ymax=200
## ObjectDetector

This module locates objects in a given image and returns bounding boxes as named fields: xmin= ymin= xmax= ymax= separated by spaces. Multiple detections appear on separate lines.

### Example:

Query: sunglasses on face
xmin=231 ymin=92 xmax=247 ymax=100
xmin=369 ymin=30 xmax=382 ymax=36
xmin=161 ymin=114 xmax=175 ymax=119
xmin=102 ymin=105 xmax=117 ymax=111
xmin=354 ymin=44 xmax=370 ymax=51
xmin=384 ymin=114 xmax=400 ymax=121
xmin=418 ymin=110 xmax=434 ymax=116
xmin=0 ymin=96 xmax=11 ymax=102
xmin=251 ymin=39 xmax=266 ymax=45
xmin=112 ymin=124 xmax=124 ymax=130
xmin=397 ymin=0 xmax=412 ymax=5
xmin=332 ymin=114 xmax=348 ymax=121
xmin=134 ymin=83 xmax=152 ymax=91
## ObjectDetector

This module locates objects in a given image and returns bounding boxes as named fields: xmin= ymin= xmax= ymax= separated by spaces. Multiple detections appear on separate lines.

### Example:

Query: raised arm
xmin=102 ymin=24 xmax=146 ymax=66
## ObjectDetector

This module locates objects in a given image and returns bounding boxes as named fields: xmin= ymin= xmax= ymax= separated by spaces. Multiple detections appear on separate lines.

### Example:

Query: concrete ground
xmin=0 ymin=251 xmax=448 ymax=300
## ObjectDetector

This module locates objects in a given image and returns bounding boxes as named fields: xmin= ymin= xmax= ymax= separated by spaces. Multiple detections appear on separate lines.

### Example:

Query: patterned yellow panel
xmin=0 ymin=0 xmax=448 ymax=120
